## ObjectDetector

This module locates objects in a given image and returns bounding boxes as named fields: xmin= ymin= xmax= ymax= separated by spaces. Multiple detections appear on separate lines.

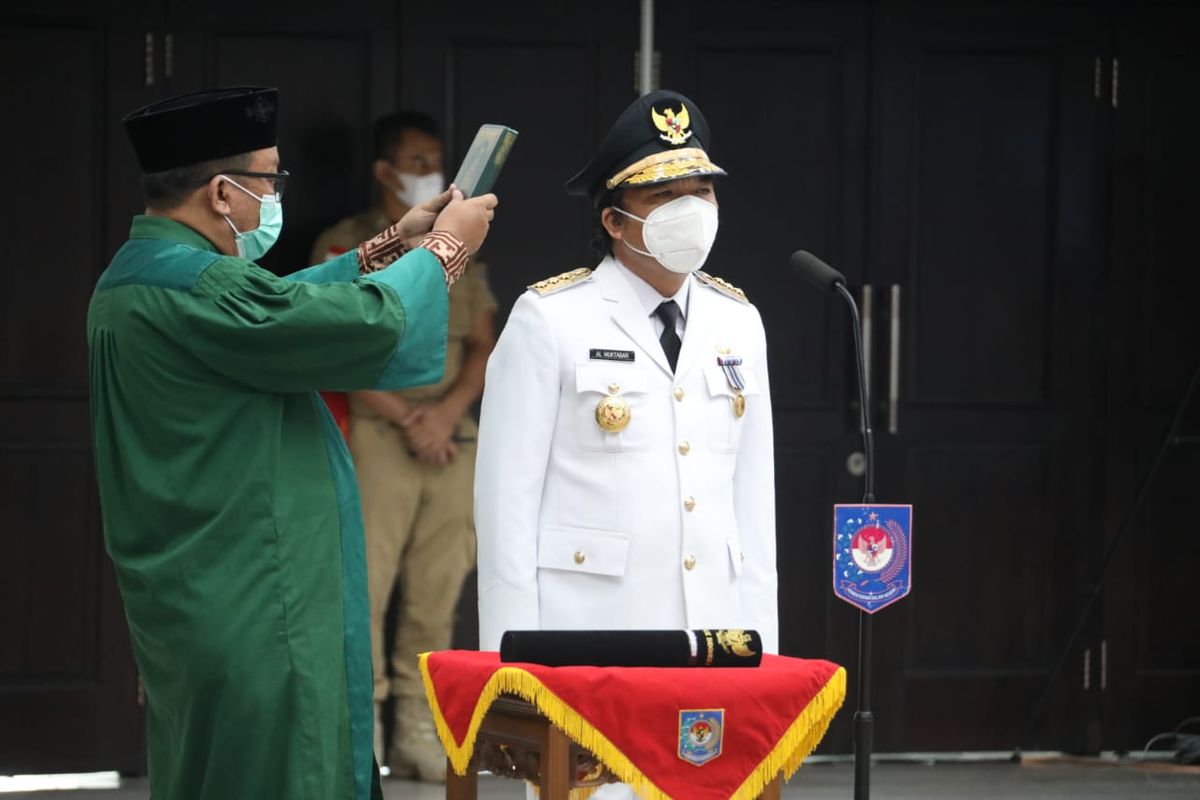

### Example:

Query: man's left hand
xmin=396 ymin=185 xmax=463 ymax=242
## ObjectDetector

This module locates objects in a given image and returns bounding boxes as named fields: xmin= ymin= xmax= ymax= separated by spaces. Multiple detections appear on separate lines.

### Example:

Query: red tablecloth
xmin=419 ymin=650 xmax=845 ymax=800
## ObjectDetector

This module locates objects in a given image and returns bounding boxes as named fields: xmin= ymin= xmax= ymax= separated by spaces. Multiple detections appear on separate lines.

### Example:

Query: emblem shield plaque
xmin=833 ymin=504 xmax=913 ymax=613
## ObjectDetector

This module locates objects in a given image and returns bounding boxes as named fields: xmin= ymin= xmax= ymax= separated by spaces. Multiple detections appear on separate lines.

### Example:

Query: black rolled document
xmin=499 ymin=629 xmax=763 ymax=668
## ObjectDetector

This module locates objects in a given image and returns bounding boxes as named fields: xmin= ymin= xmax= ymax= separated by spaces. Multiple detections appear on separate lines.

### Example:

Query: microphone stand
xmin=834 ymin=280 xmax=876 ymax=800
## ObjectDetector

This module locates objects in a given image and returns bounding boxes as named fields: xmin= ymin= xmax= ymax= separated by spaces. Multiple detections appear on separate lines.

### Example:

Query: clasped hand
xmin=399 ymin=402 xmax=459 ymax=465
xmin=397 ymin=185 xmax=498 ymax=253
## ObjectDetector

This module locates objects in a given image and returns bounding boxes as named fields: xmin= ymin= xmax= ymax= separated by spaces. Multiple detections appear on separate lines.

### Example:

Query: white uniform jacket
xmin=475 ymin=256 xmax=778 ymax=653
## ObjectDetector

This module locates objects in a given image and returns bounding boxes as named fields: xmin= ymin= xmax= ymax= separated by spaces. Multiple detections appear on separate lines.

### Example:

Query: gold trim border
xmin=606 ymin=147 xmax=725 ymax=190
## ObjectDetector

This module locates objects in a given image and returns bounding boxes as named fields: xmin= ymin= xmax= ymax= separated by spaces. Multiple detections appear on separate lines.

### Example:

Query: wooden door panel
xmin=0 ymin=23 xmax=99 ymax=393
xmin=871 ymin=3 xmax=1108 ymax=751
xmin=904 ymin=444 xmax=1052 ymax=670
xmin=0 ymin=3 xmax=149 ymax=772
xmin=0 ymin=447 xmax=99 ymax=679
xmin=1104 ymin=5 xmax=1200 ymax=751
xmin=909 ymin=51 xmax=1056 ymax=406
xmin=1130 ymin=53 xmax=1200 ymax=407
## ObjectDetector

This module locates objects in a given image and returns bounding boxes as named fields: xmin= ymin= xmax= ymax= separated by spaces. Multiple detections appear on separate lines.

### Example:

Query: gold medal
xmin=717 ymin=354 xmax=748 ymax=419
xmin=595 ymin=394 xmax=632 ymax=433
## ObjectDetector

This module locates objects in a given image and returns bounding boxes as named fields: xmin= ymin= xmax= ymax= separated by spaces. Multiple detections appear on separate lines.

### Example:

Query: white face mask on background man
xmin=614 ymin=194 xmax=720 ymax=274
xmin=389 ymin=167 xmax=444 ymax=208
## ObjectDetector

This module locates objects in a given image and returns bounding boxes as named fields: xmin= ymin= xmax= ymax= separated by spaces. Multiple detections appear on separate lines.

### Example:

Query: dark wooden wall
xmin=0 ymin=0 xmax=1196 ymax=772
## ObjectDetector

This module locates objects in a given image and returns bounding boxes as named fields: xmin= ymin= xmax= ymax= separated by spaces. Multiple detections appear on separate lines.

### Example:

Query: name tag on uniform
xmin=590 ymin=348 xmax=635 ymax=363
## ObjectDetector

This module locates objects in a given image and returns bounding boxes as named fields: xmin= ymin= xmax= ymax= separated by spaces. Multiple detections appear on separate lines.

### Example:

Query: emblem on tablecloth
xmin=833 ymin=504 xmax=913 ymax=613
xmin=678 ymin=708 xmax=724 ymax=766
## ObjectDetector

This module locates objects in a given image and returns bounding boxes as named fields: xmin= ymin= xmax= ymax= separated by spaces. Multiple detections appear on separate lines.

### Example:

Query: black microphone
xmin=789 ymin=248 xmax=877 ymax=800
xmin=789 ymin=250 xmax=873 ymax=502
xmin=790 ymin=250 xmax=846 ymax=293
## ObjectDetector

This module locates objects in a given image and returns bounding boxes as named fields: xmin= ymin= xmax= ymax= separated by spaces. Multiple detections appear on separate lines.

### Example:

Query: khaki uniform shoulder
xmin=695 ymin=271 xmax=749 ymax=304
xmin=527 ymin=268 xmax=594 ymax=297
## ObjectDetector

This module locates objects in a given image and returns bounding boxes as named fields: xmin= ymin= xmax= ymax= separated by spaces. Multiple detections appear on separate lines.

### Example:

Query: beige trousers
xmin=350 ymin=415 xmax=477 ymax=704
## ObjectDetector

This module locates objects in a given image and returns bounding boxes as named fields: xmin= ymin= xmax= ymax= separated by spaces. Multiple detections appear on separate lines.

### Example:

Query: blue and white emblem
xmin=833 ymin=504 xmax=913 ymax=613
xmin=678 ymin=708 xmax=724 ymax=766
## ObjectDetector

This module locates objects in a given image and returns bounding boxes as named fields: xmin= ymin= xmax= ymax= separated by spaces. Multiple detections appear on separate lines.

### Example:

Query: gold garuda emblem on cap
xmin=652 ymin=104 xmax=693 ymax=146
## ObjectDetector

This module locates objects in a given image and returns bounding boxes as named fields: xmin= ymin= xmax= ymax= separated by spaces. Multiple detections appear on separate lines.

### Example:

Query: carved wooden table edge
xmin=444 ymin=694 xmax=782 ymax=800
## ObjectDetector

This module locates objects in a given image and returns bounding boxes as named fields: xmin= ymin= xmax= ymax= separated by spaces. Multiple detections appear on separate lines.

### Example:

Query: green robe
xmin=88 ymin=216 xmax=449 ymax=799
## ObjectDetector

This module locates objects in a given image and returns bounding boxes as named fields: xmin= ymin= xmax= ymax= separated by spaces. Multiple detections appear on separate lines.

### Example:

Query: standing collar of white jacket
xmin=608 ymin=254 xmax=691 ymax=337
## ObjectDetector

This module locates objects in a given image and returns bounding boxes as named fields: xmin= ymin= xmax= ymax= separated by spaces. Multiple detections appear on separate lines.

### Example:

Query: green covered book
xmin=451 ymin=124 xmax=519 ymax=198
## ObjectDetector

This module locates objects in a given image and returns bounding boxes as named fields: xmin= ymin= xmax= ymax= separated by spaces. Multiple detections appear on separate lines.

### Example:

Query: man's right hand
xmin=433 ymin=191 xmax=498 ymax=254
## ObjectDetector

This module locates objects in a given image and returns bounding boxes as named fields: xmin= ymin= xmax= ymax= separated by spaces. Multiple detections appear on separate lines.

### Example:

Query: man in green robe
xmin=88 ymin=87 xmax=497 ymax=799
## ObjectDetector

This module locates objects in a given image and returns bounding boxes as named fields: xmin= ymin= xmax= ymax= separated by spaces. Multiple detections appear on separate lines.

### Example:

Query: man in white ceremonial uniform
xmin=472 ymin=89 xmax=772 ymax=657
xmin=475 ymin=92 xmax=778 ymax=795
xmin=476 ymin=88 xmax=778 ymax=650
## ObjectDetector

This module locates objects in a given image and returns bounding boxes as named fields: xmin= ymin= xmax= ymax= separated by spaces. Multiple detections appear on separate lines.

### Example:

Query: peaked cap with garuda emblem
xmin=123 ymin=86 xmax=278 ymax=173
xmin=565 ymin=89 xmax=726 ymax=200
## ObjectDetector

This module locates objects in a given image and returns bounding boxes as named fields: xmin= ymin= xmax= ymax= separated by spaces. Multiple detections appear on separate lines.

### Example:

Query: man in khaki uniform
xmin=312 ymin=111 xmax=497 ymax=782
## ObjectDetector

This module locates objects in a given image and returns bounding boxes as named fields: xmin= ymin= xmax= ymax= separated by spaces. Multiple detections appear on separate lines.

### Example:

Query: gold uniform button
xmin=573 ymin=551 xmax=586 ymax=564
xmin=684 ymin=497 xmax=696 ymax=512
xmin=674 ymin=387 xmax=685 ymax=401
xmin=608 ymin=383 xmax=620 ymax=394
xmin=678 ymin=441 xmax=691 ymax=456
xmin=684 ymin=555 xmax=697 ymax=570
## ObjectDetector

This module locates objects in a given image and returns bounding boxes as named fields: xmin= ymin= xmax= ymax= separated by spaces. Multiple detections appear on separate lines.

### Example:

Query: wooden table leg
xmin=759 ymin=774 xmax=782 ymax=800
xmin=539 ymin=723 xmax=572 ymax=799
xmin=445 ymin=757 xmax=478 ymax=800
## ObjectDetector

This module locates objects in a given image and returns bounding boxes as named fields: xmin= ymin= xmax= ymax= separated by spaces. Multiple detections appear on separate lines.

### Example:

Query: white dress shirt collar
xmin=610 ymin=255 xmax=691 ymax=330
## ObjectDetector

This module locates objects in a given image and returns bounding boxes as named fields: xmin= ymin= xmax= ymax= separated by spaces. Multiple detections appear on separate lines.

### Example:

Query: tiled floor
xmin=3 ymin=760 xmax=1198 ymax=799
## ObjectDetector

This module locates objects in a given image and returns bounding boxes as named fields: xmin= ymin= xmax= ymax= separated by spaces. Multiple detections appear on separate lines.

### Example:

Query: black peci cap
xmin=123 ymin=86 xmax=279 ymax=173
xmin=565 ymin=89 xmax=726 ymax=200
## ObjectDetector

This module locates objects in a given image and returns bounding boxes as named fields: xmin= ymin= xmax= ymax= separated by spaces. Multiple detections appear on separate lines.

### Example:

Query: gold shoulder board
xmin=696 ymin=271 xmax=749 ymax=304
xmin=528 ymin=267 xmax=593 ymax=296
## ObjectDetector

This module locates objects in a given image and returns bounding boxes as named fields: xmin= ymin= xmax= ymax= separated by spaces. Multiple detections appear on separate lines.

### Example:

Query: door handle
xmin=144 ymin=32 xmax=155 ymax=87
xmin=860 ymin=285 xmax=873 ymax=433
xmin=888 ymin=284 xmax=901 ymax=434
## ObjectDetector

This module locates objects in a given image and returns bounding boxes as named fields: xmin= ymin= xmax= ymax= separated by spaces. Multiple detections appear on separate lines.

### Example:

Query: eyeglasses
xmin=212 ymin=169 xmax=290 ymax=200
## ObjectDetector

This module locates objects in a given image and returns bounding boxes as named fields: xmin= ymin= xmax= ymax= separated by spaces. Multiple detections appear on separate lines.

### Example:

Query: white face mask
xmin=613 ymin=194 xmax=719 ymax=274
xmin=388 ymin=167 xmax=444 ymax=208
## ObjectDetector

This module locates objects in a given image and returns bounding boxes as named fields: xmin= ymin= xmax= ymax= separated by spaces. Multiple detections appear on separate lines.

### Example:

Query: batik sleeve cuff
xmin=418 ymin=231 xmax=470 ymax=286
xmin=356 ymin=222 xmax=411 ymax=275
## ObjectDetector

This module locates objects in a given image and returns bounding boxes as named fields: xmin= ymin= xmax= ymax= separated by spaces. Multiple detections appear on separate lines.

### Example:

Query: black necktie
xmin=655 ymin=300 xmax=682 ymax=372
